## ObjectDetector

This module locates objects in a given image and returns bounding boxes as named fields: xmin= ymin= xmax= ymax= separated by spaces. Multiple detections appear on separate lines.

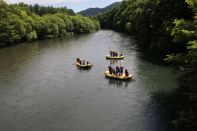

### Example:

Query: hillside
xmin=78 ymin=2 xmax=120 ymax=16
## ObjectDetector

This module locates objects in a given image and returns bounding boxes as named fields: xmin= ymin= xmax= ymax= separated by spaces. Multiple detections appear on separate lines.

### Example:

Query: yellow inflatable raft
xmin=105 ymin=71 xmax=133 ymax=80
xmin=106 ymin=55 xmax=124 ymax=59
xmin=76 ymin=63 xmax=93 ymax=68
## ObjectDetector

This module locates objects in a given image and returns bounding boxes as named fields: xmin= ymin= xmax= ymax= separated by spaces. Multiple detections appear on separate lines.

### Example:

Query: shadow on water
xmin=150 ymin=73 xmax=195 ymax=131
xmin=150 ymin=90 xmax=179 ymax=131
xmin=108 ymin=59 xmax=125 ymax=66
xmin=116 ymin=32 xmax=167 ymax=66
xmin=0 ymin=32 xmax=93 ymax=50
xmin=105 ymin=77 xmax=132 ymax=88
xmin=111 ymin=32 xmax=167 ymax=66
xmin=76 ymin=67 xmax=92 ymax=73
xmin=138 ymin=50 xmax=168 ymax=66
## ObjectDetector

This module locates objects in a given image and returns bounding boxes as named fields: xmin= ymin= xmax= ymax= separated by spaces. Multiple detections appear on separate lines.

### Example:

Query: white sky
xmin=5 ymin=0 xmax=122 ymax=12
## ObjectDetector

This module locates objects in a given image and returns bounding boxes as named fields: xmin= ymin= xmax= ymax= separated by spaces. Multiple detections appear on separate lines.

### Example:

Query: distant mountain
xmin=78 ymin=2 xmax=121 ymax=16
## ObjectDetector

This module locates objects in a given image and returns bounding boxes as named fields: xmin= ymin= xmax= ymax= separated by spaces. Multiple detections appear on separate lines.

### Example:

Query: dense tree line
xmin=97 ymin=0 xmax=194 ymax=55
xmin=97 ymin=0 xmax=197 ymax=130
xmin=14 ymin=3 xmax=75 ymax=16
xmin=0 ymin=0 xmax=100 ymax=46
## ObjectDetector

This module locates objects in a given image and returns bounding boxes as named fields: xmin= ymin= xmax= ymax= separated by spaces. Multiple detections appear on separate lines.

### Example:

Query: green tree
xmin=0 ymin=0 xmax=99 ymax=45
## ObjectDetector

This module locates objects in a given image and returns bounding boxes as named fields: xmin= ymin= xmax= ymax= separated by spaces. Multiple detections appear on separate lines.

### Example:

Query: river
xmin=0 ymin=30 xmax=177 ymax=131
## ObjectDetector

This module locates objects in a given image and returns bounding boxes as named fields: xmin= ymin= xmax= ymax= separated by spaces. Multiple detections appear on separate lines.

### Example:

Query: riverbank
xmin=0 ymin=1 xmax=100 ymax=46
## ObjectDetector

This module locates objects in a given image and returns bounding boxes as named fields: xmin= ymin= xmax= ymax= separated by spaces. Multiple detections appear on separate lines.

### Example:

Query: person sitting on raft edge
xmin=108 ymin=65 xmax=113 ymax=74
xmin=77 ymin=58 xmax=82 ymax=65
xmin=87 ymin=61 xmax=90 ymax=65
xmin=125 ymin=69 xmax=129 ymax=76
xmin=81 ymin=60 xmax=85 ymax=65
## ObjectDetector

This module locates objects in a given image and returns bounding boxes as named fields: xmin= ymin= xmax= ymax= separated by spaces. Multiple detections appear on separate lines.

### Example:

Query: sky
xmin=5 ymin=0 xmax=122 ymax=12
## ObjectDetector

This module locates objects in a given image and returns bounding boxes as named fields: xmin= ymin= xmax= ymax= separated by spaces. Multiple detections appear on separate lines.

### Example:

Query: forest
xmin=97 ymin=0 xmax=197 ymax=130
xmin=0 ymin=0 xmax=100 ymax=46
xmin=0 ymin=0 xmax=196 ymax=130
